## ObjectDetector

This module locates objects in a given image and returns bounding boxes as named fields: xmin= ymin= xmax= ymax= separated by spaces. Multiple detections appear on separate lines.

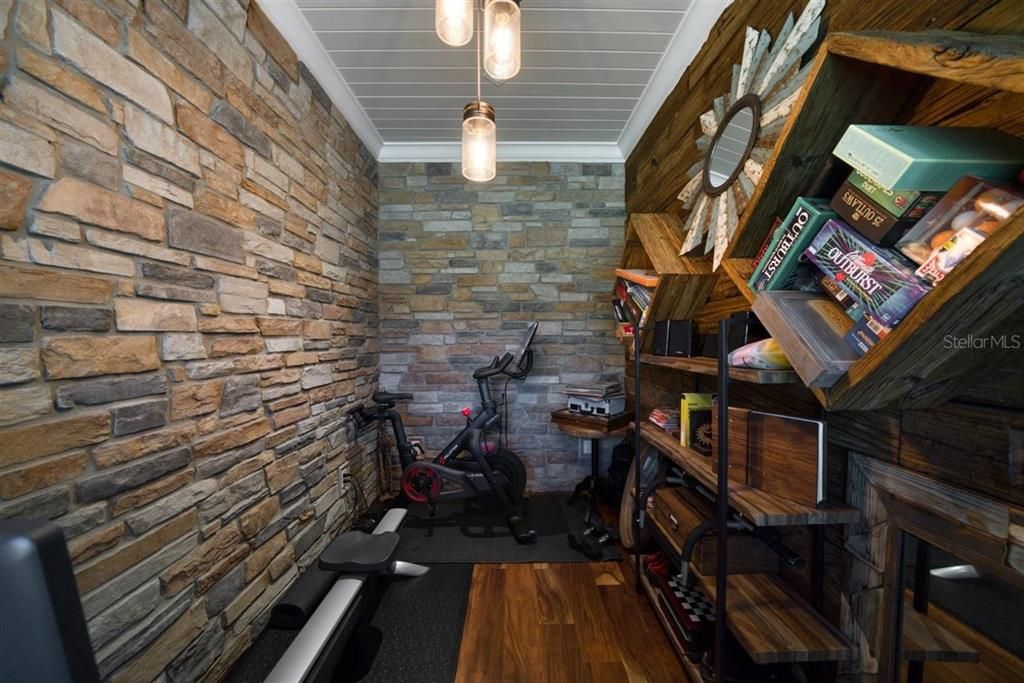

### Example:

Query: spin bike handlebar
xmin=473 ymin=353 xmax=514 ymax=380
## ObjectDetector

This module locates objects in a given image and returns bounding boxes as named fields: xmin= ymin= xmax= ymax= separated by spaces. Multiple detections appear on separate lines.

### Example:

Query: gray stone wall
xmin=0 ymin=1 xmax=378 ymax=680
xmin=378 ymin=162 xmax=626 ymax=492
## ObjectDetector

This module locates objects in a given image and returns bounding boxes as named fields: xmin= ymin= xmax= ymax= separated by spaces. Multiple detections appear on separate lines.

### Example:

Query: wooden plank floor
xmin=454 ymin=560 xmax=689 ymax=683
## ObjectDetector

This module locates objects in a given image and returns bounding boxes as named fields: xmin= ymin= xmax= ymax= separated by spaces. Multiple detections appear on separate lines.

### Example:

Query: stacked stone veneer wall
xmin=0 ymin=1 xmax=378 ymax=680
xmin=378 ymin=162 xmax=626 ymax=492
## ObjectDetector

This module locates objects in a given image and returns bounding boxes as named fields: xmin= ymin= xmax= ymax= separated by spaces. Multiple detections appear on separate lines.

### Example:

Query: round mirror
xmin=703 ymin=95 xmax=761 ymax=196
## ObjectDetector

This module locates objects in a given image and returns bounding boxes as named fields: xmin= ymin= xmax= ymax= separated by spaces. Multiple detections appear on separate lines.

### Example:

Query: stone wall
xmin=378 ymin=162 xmax=626 ymax=492
xmin=0 ymin=1 xmax=378 ymax=680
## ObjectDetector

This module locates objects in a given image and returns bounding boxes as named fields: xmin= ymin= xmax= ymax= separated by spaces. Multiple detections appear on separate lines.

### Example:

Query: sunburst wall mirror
xmin=676 ymin=0 xmax=826 ymax=269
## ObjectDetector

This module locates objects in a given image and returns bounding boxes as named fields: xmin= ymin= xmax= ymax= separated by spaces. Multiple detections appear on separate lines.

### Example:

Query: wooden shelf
xmin=902 ymin=599 xmax=980 ymax=663
xmin=692 ymin=568 xmax=854 ymax=665
xmin=637 ymin=422 xmax=859 ymax=527
xmin=615 ymin=267 xmax=660 ymax=288
xmin=720 ymin=259 xmax=757 ymax=306
xmin=632 ymin=352 xmax=800 ymax=385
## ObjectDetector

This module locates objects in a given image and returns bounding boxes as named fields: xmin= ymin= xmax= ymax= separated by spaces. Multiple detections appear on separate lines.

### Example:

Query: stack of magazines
xmin=563 ymin=382 xmax=623 ymax=400
xmin=648 ymin=407 xmax=680 ymax=432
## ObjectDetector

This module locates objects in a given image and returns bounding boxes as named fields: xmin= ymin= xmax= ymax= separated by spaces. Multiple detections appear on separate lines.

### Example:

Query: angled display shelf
xmin=631 ymin=31 xmax=1024 ymax=412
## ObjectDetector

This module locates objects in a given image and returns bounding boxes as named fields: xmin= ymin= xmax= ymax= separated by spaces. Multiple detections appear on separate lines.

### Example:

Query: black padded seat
xmin=372 ymin=390 xmax=413 ymax=403
xmin=318 ymin=531 xmax=400 ymax=573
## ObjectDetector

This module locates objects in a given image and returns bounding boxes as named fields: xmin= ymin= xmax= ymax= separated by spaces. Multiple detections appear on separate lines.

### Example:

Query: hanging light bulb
xmin=462 ymin=102 xmax=496 ymax=182
xmin=484 ymin=0 xmax=521 ymax=82
xmin=435 ymin=0 xmax=474 ymax=47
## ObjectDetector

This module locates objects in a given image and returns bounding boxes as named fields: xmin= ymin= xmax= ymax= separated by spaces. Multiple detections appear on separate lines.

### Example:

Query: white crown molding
xmin=378 ymin=141 xmax=624 ymax=164
xmin=258 ymin=0 xmax=383 ymax=156
xmin=616 ymin=0 xmax=732 ymax=160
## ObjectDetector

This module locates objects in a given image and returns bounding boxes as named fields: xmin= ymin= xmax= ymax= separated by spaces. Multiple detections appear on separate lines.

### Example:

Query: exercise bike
xmin=353 ymin=323 xmax=539 ymax=544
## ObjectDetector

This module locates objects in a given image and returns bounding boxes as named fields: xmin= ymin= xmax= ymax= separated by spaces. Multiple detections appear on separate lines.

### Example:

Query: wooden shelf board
xmin=902 ymin=597 xmax=980 ymax=663
xmin=634 ymin=352 xmax=800 ymax=385
xmin=637 ymin=422 xmax=859 ymax=527
xmin=720 ymin=259 xmax=757 ymax=306
xmin=693 ymin=568 xmax=853 ymax=664
xmin=615 ymin=268 xmax=660 ymax=288
xmin=828 ymin=30 xmax=1024 ymax=95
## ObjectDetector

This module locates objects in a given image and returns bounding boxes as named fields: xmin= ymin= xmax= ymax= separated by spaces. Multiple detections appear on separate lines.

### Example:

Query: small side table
xmin=550 ymin=409 xmax=630 ymax=528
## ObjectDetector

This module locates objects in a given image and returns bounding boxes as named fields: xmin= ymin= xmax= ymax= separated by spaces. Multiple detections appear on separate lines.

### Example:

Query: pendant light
xmin=435 ymin=0 xmax=473 ymax=47
xmin=462 ymin=4 xmax=496 ymax=182
xmin=483 ymin=0 xmax=521 ymax=82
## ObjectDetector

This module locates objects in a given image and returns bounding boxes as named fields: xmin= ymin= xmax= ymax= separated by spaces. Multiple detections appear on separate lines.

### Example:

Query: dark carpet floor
xmin=225 ymin=563 xmax=472 ymax=683
xmin=342 ymin=564 xmax=473 ymax=683
xmin=396 ymin=493 xmax=622 ymax=563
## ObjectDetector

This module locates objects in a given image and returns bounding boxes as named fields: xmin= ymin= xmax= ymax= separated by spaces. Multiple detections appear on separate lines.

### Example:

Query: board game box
xmin=749 ymin=197 xmax=836 ymax=292
xmin=831 ymin=179 xmax=919 ymax=246
xmin=804 ymin=219 xmax=931 ymax=326
xmin=833 ymin=125 xmax=1024 ymax=191
xmin=847 ymin=170 xmax=942 ymax=219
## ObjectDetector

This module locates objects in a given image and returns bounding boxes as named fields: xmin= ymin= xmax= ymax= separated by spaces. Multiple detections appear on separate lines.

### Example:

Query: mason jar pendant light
xmin=435 ymin=1 xmax=523 ymax=181
xmin=435 ymin=0 xmax=473 ymax=47
xmin=462 ymin=102 xmax=497 ymax=182
xmin=462 ymin=3 xmax=496 ymax=182
xmin=484 ymin=0 xmax=521 ymax=82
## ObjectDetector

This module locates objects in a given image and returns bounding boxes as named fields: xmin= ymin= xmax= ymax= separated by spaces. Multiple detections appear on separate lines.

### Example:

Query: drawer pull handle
xmin=668 ymin=513 xmax=679 ymax=531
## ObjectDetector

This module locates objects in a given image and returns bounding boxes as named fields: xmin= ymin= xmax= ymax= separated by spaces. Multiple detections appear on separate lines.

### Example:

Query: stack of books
xmin=613 ymin=278 xmax=653 ymax=325
xmin=648 ymin=407 xmax=680 ymax=433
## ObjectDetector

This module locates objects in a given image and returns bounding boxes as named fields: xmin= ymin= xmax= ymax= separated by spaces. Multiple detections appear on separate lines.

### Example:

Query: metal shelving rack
xmin=632 ymin=317 xmax=854 ymax=682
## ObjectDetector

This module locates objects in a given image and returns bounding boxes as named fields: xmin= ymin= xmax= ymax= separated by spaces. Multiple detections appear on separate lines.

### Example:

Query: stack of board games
xmin=680 ymin=393 xmax=714 ymax=455
xmin=830 ymin=171 xmax=941 ymax=246
xmin=805 ymin=220 xmax=932 ymax=355
xmin=748 ymin=197 xmax=837 ymax=293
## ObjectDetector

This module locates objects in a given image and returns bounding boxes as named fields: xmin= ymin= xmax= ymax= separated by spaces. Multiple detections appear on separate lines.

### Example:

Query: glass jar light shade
xmin=484 ymin=0 xmax=521 ymax=82
xmin=435 ymin=0 xmax=473 ymax=47
xmin=462 ymin=103 xmax=497 ymax=182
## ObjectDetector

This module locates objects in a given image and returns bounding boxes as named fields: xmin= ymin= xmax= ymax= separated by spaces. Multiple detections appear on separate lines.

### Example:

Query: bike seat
xmin=318 ymin=531 xmax=399 ymax=573
xmin=373 ymin=390 xmax=413 ymax=404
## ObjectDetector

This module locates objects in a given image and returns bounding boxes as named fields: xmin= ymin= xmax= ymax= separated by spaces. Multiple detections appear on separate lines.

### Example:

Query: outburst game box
xmin=804 ymin=220 xmax=931 ymax=327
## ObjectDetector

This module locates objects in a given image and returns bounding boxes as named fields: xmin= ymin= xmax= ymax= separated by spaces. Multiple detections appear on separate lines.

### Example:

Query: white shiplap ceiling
xmin=261 ymin=0 xmax=730 ymax=161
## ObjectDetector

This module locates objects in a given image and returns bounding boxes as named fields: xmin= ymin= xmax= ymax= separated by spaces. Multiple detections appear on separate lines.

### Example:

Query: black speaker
xmin=653 ymin=320 xmax=695 ymax=357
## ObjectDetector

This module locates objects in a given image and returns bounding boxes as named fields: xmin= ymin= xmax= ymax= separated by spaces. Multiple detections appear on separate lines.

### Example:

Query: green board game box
xmin=749 ymin=197 xmax=836 ymax=293
xmin=833 ymin=125 xmax=1024 ymax=191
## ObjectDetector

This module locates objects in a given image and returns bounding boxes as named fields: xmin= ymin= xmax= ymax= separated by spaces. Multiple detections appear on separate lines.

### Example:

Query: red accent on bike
xmin=401 ymin=463 xmax=442 ymax=503
xmin=483 ymin=442 xmax=496 ymax=453
xmin=461 ymin=407 xmax=472 ymax=417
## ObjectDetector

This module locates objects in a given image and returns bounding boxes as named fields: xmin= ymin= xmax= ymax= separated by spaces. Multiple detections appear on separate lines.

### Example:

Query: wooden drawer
xmin=650 ymin=487 xmax=779 ymax=575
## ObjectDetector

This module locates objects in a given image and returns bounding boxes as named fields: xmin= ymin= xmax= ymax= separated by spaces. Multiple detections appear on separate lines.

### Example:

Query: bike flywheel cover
xmin=401 ymin=463 xmax=442 ymax=503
